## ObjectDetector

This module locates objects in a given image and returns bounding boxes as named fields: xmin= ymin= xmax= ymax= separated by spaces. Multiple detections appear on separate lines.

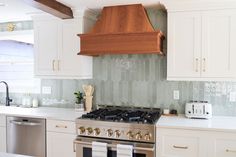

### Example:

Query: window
xmin=0 ymin=34 xmax=40 ymax=93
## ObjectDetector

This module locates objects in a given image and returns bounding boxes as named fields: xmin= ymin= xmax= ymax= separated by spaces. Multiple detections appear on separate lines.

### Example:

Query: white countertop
xmin=157 ymin=115 xmax=236 ymax=133
xmin=0 ymin=153 xmax=32 ymax=157
xmin=0 ymin=106 xmax=85 ymax=121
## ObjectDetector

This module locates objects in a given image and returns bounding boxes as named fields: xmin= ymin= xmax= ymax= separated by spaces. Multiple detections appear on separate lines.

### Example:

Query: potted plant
xmin=74 ymin=91 xmax=84 ymax=111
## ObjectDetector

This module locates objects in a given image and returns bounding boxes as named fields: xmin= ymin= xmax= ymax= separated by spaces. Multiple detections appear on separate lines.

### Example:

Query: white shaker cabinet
xmin=201 ymin=10 xmax=236 ymax=78
xmin=58 ymin=19 xmax=93 ymax=78
xmin=156 ymin=128 xmax=236 ymax=157
xmin=34 ymin=19 xmax=60 ymax=76
xmin=167 ymin=12 xmax=201 ymax=78
xmin=167 ymin=9 xmax=236 ymax=81
xmin=33 ymin=11 xmax=95 ymax=79
xmin=47 ymin=120 xmax=76 ymax=157
xmin=0 ymin=115 xmax=6 ymax=152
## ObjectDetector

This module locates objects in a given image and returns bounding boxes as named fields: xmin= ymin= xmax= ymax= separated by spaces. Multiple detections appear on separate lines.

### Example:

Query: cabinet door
xmin=202 ymin=10 xmax=236 ymax=78
xmin=47 ymin=132 xmax=75 ymax=157
xmin=34 ymin=19 xmax=60 ymax=76
xmin=208 ymin=132 xmax=236 ymax=157
xmin=0 ymin=127 xmax=6 ymax=152
xmin=58 ymin=19 xmax=92 ymax=79
xmin=167 ymin=12 xmax=201 ymax=79
xmin=156 ymin=128 xmax=207 ymax=157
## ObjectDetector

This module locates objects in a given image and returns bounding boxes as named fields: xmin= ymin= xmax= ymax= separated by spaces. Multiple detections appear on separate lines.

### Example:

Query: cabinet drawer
xmin=47 ymin=120 xmax=75 ymax=134
xmin=0 ymin=115 xmax=6 ymax=127
xmin=214 ymin=139 xmax=236 ymax=157
xmin=162 ymin=135 xmax=199 ymax=157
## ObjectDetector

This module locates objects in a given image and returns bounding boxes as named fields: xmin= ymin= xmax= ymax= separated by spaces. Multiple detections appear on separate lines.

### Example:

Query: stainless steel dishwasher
xmin=6 ymin=116 xmax=46 ymax=157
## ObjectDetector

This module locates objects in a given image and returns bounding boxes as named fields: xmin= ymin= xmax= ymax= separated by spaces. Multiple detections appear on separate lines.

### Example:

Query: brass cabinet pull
xmin=52 ymin=60 xmax=55 ymax=71
xmin=55 ymin=125 xmax=67 ymax=128
xmin=173 ymin=145 xmax=188 ymax=149
xmin=226 ymin=149 xmax=236 ymax=153
xmin=195 ymin=58 xmax=199 ymax=72
xmin=57 ymin=60 xmax=60 ymax=71
xmin=202 ymin=58 xmax=206 ymax=72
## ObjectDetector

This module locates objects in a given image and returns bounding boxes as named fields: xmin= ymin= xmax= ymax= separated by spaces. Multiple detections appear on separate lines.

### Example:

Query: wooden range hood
xmin=78 ymin=4 xmax=165 ymax=56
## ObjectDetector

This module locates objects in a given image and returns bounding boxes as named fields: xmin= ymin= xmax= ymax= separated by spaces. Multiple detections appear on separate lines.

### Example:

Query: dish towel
xmin=117 ymin=144 xmax=133 ymax=157
xmin=92 ymin=141 xmax=107 ymax=157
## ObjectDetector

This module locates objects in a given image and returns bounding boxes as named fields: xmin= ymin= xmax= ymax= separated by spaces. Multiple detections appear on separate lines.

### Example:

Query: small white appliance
xmin=185 ymin=102 xmax=212 ymax=119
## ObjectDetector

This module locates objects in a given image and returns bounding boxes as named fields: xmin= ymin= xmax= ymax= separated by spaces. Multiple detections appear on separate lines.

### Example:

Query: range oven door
xmin=74 ymin=137 xmax=155 ymax=157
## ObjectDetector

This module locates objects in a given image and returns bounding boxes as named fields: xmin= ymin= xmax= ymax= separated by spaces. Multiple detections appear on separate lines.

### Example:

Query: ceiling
xmin=58 ymin=0 xmax=162 ymax=11
xmin=0 ymin=0 xmax=162 ymax=23
xmin=0 ymin=0 xmax=41 ymax=23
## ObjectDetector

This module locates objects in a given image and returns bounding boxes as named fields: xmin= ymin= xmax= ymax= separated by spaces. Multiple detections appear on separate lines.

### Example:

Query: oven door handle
xmin=73 ymin=140 xmax=155 ymax=152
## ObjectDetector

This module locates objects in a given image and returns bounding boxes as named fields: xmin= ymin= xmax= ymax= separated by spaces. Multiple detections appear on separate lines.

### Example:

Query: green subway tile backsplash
xmin=1 ymin=9 xmax=236 ymax=116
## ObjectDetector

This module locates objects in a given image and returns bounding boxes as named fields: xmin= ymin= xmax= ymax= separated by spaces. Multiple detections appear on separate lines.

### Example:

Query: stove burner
xmin=81 ymin=107 xmax=161 ymax=124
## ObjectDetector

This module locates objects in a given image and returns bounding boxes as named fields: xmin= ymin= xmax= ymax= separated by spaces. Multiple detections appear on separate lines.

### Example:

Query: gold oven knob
xmin=86 ymin=127 xmax=93 ymax=135
xmin=135 ymin=132 xmax=142 ymax=140
xmin=78 ymin=127 xmax=85 ymax=134
xmin=126 ymin=131 xmax=134 ymax=139
xmin=115 ymin=130 xmax=121 ymax=138
xmin=107 ymin=129 xmax=113 ymax=137
xmin=94 ymin=128 xmax=101 ymax=136
xmin=144 ymin=133 xmax=152 ymax=141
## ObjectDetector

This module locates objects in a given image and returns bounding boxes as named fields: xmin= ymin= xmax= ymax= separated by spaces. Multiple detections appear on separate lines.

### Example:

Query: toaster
xmin=185 ymin=102 xmax=212 ymax=119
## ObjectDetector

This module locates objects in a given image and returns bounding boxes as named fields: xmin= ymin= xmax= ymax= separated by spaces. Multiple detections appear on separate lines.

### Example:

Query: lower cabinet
xmin=47 ymin=120 xmax=76 ymax=157
xmin=47 ymin=132 xmax=76 ymax=157
xmin=156 ymin=128 xmax=236 ymax=157
xmin=0 ymin=115 xmax=6 ymax=153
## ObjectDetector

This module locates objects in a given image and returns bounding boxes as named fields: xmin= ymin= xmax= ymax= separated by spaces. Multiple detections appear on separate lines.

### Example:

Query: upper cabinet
xmin=33 ymin=11 xmax=96 ymax=79
xmin=165 ymin=0 xmax=236 ymax=81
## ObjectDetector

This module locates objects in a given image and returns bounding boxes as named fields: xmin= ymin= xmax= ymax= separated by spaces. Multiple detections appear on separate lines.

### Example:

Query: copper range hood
xmin=78 ymin=4 xmax=165 ymax=56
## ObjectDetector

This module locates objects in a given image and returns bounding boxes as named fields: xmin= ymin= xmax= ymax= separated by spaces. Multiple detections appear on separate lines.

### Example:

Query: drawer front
xmin=162 ymin=135 xmax=199 ymax=157
xmin=47 ymin=120 xmax=75 ymax=134
xmin=0 ymin=115 xmax=6 ymax=127
xmin=214 ymin=139 xmax=236 ymax=157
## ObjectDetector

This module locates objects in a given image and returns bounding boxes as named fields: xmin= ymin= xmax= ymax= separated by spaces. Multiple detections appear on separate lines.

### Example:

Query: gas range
xmin=76 ymin=106 xmax=162 ymax=143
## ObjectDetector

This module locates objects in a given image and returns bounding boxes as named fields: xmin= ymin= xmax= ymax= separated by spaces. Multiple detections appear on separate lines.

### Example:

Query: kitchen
xmin=0 ymin=0 xmax=236 ymax=157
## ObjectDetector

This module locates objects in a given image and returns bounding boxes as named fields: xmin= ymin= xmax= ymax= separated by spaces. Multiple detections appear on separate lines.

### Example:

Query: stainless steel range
xmin=74 ymin=106 xmax=162 ymax=157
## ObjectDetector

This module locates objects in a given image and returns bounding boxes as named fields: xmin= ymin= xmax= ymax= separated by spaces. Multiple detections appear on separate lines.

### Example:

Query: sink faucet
xmin=0 ymin=81 xmax=12 ymax=106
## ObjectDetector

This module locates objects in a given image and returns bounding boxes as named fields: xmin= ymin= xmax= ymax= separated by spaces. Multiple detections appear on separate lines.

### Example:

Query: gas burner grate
xmin=81 ymin=107 xmax=162 ymax=124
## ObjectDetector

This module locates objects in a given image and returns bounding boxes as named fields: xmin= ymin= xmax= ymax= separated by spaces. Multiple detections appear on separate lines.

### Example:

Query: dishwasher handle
xmin=10 ymin=120 xmax=42 ymax=126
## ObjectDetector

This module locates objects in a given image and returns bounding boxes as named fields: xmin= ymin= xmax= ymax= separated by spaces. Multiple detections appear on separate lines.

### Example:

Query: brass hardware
xmin=127 ymin=131 xmax=134 ymax=139
xmin=78 ymin=127 xmax=85 ymax=134
xmin=107 ymin=129 xmax=113 ymax=137
xmin=86 ymin=127 xmax=93 ymax=135
xmin=202 ymin=58 xmax=206 ymax=72
xmin=55 ymin=125 xmax=67 ymax=128
xmin=52 ymin=60 xmax=55 ymax=71
xmin=73 ymin=141 xmax=76 ymax=152
xmin=226 ymin=149 xmax=236 ymax=153
xmin=94 ymin=128 xmax=101 ymax=136
xmin=57 ymin=60 xmax=60 ymax=71
xmin=135 ymin=132 xmax=142 ymax=140
xmin=114 ymin=130 xmax=121 ymax=138
xmin=173 ymin=145 xmax=188 ymax=149
xmin=144 ymin=133 xmax=152 ymax=141
xmin=195 ymin=58 xmax=199 ymax=72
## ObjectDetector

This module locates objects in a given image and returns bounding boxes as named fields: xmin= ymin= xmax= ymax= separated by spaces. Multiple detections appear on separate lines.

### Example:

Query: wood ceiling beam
xmin=24 ymin=0 xmax=73 ymax=19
